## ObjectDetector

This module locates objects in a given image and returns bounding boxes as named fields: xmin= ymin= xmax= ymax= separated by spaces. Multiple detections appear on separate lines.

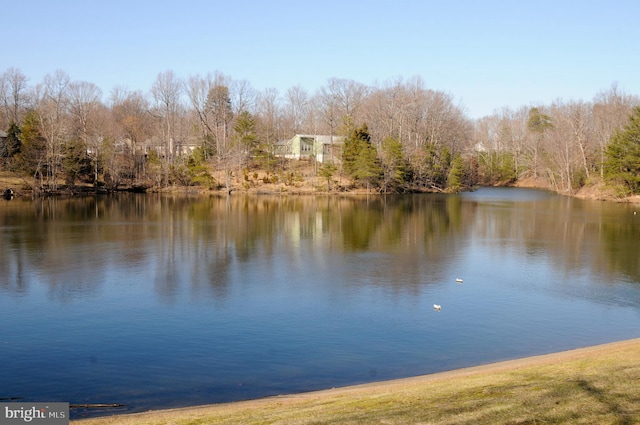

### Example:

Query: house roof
xmin=308 ymin=135 xmax=343 ymax=144
xmin=281 ymin=134 xmax=344 ymax=145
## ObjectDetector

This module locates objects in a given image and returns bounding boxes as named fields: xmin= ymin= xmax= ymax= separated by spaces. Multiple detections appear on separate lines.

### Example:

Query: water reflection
xmin=1 ymin=190 xmax=639 ymax=302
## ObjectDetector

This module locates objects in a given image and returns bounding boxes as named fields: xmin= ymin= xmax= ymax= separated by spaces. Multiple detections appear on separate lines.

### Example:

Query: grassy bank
xmin=73 ymin=338 xmax=640 ymax=425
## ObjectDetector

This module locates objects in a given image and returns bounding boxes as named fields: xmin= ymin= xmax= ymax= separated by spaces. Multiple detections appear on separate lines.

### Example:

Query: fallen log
xmin=70 ymin=403 xmax=126 ymax=409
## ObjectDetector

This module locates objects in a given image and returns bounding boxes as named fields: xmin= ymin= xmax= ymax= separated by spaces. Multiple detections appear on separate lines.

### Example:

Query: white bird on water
xmin=433 ymin=304 xmax=442 ymax=311
xmin=456 ymin=278 xmax=463 ymax=283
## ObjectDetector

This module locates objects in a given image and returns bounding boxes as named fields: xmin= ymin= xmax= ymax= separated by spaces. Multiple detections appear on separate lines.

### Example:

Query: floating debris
xmin=70 ymin=403 xmax=126 ymax=409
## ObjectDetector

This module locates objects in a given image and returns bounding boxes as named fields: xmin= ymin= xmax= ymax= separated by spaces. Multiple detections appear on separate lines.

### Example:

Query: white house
xmin=275 ymin=134 xmax=344 ymax=163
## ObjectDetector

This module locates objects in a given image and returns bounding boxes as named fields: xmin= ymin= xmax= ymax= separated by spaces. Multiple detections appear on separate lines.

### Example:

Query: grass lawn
xmin=72 ymin=338 xmax=640 ymax=425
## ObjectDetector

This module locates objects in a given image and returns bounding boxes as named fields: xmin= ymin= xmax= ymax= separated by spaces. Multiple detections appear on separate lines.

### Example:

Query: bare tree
xmin=68 ymin=81 xmax=103 ymax=184
xmin=541 ymin=101 xmax=592 ymax=193
xmin=151 ymin=70 xmax=182 ymax=185
xmin=110 ymin=87 xmax=152 ymax=163
xmin=69 ymin=81 xmax=102 ymax=137
xmin=473 ymin=114 xmax=501 ymax=183
xmin=208 ymin=84 xmax=234 ymax=154
xmin=33 ymin=70 xmax=71 ymax=190
xmin=109 ymin=87 xmax=154 ymax=186
xmin=284 ymin=85 xmax=309 ymax=134
xmin=255 ymin=87 xmax=282 ymax=161
xmin=565 ymin=100 xmax=594 ymax=183
xmin=186 ymin=73 xmax=217 ymax=157
xmin=593 ymin=84 xmax=638 ymax=178
xmin=0 ymin=67 xmax=29 ymax=127
xmin=194 ymin=75 xmax=236 ymax=192
xmin=526 ymin=106 xmax=554 ymax=180
xmin=509 ymin=107 xmax=530 ymax=179
xmin=230 ymin=79 xmax=257 ymax=115
xmin=314 ymin=82 xmax=341 ymax=135
xmin=361 ymin=78 xmax=405 ymax=145
xmin=326 ymin=77 xmax=368 ymax=123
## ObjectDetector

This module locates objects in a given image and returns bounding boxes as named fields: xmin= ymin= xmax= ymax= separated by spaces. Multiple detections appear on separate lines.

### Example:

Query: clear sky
xmin=3 ymin=0 xmax=639 ymax=118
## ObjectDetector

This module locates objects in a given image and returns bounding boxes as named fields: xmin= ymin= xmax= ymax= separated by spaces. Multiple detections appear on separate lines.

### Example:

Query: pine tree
xmin=342 ymin=124 xmax=382 ymax=187
xmin=527 ymin=107 xmax=554 ymax=179
xmin=319 ymin=161 xmax=337 ymax=191
xmin=604 ymin=106 xmax=640 ymax=195
xmin=352 ymin=142 xmax=382 ymax=189
xmin=380 ymin=136 xmax=409 ymax=192
xmin=4 ymin=121 xmax=22 ymax=158
xmin=63 ymin=138 xmax=92 ymax=185
xmin=342 ymin=123 xmax=369 ymax=176
xmin=234 ymin=111 xmax=258 ymax=152
xmin=446 ymin=153 xmax=465 ymax=193
xmin=419 ymin=143 xmax=451 ymax=190
xmin=187 ymin=147 xmax=215 ymax=188
xmin=234 ymin=110 xmax=272 ymax=169
xmin=15 ymin=111 xmax=47 ymax=183
xmin=342 ymin=123 xmax=382 ymax=189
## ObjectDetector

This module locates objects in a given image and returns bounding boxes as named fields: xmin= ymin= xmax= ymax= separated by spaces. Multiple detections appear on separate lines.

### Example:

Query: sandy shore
xmin=72 ymin=337 xmax=640 ymax=424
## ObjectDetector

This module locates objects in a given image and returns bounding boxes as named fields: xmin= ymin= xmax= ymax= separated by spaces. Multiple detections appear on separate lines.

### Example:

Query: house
xmin=137 ymin=136 xmax=200 ymax=157
xmin=275 ymin=134 xmax=344 ymax=163
xmin=0 ymin=130 xmax=7 ymax=156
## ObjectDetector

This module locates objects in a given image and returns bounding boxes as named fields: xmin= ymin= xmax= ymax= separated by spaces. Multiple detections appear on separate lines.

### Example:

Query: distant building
xmin=275 ymin=134 xmax=344 ymax=163
xmin=137 ymin=136 xmax=200 ymax=157
xmin=0 ymin=130 xmax=8 ymax=157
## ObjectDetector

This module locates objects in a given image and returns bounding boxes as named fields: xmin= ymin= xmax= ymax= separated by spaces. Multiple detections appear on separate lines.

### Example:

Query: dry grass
xmin=72 ymin=338 xmax=640 ymax=425
xmin=0 ymin=171 xmax=30 ymax=188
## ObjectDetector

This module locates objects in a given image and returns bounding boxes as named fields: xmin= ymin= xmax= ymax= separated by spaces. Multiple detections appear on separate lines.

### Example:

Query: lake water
xmin=1 ymin=188 xmax=639 ymax=418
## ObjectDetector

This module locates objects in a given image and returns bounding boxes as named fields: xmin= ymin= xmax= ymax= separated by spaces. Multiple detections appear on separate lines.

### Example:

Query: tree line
xmin=1 ymin=67 xmax=639 ymax=195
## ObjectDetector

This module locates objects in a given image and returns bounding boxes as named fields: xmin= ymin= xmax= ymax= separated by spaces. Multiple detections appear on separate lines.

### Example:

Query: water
xmin=1 ymin=188 xmax=639 ymax=418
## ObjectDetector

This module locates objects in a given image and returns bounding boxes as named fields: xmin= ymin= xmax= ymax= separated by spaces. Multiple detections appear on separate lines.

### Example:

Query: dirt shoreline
xmin=72 ymin=337 xmax=640 ymax=424
xmin=4 ymin=168 xmax=640 ymax=202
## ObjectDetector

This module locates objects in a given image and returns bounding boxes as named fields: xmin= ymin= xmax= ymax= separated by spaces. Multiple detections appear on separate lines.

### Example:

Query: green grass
xmin=73 ymin=339 xmax=640 ymax=425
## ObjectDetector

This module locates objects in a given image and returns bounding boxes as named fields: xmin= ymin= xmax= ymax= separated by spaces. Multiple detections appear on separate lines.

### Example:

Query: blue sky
xmin=3 ymin=0 xmax=639 ymax=118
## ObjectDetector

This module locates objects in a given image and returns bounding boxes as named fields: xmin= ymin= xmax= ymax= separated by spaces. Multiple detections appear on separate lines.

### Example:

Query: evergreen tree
xmin=318 ymin=161 xmax=337 ymax=191
xmin=63 ymin=138 xmax=92 ymax=185
xmin=3 ymin=121 xmax=22 ymax=158
xmin=234 ymin=111 xmax=259 ymax=157
xmin=418 ymin=143 xmax=451 ymax=190
xmin=446 ymin=153 xmax=465 ymax=192
xmin=604 ymin=106 xmax=640 ymax=195
xmin=342 ymin=123 xmax=382 ymax=189
xmin=527 ymin=107 xmax=554 ymax=133
xmin=186 ymin=147 xmax=215 ymax=188
xmin=206 ymin=84 xmax=233 ymax=156
xmin=380 ymin=136 xmax=409 ymax=192
xmin=15 ymin=111 xmax=47 ymax=183
xmin=478 ymin=151 xmax=516 ymax=184
xmin=352 ymin=142 xmax=382 ymax=190
xmin=342 ymin=123 xmax=369 ymax=176
xmin=527 ymin=107 xmax=553 ymax=179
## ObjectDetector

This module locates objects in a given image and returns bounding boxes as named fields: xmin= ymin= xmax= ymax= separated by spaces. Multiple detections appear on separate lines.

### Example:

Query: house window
xmin=301 ymin=137 xmax=313 ymax=153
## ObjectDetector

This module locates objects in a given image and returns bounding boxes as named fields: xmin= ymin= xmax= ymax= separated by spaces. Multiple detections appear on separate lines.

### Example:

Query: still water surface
xmin=1 ymin=188 xmax=639 ymax=418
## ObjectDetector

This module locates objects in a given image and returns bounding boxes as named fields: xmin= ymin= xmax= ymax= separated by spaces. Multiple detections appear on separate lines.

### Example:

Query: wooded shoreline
xmin=3 ymin=69 xmax=640 ymax=207
xmin=3 ymin=176 xmax=639 ymax=204
xmin=0 ymin=160 xmax=638 ymax=202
